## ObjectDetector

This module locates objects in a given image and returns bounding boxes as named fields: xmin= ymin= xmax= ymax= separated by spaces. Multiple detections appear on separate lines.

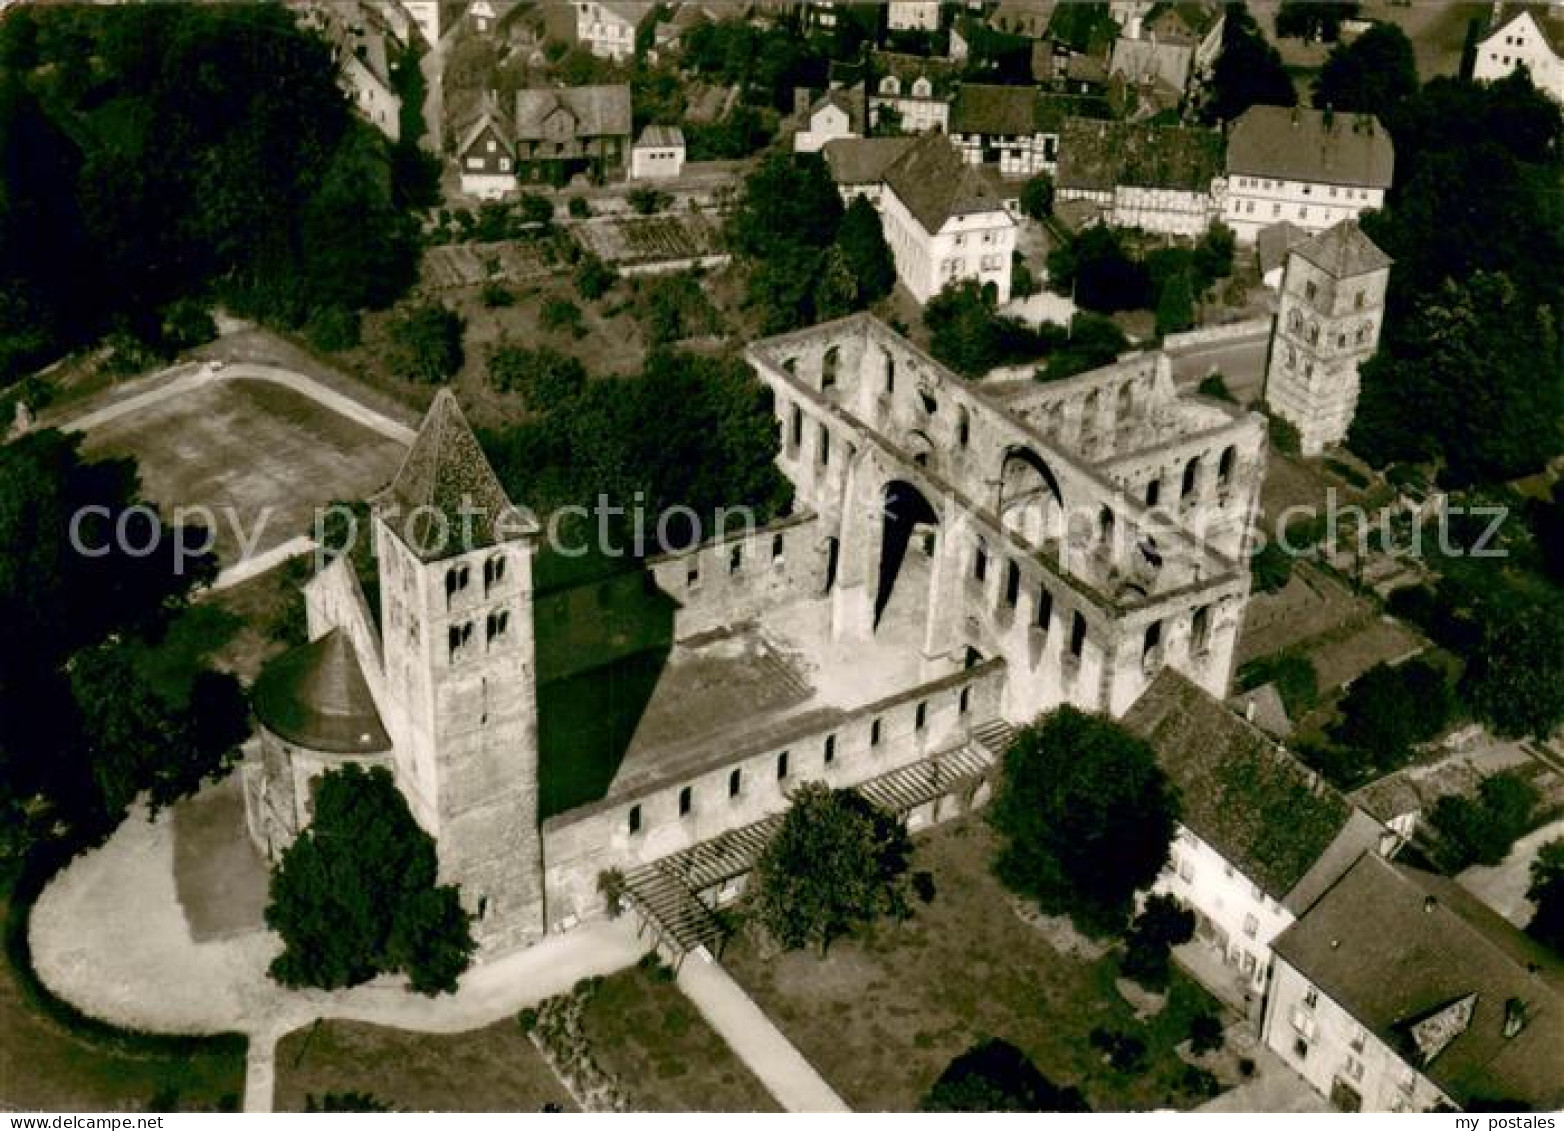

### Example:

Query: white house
xmin=399 ymin=0 xmax=442 ymax=45
xmin=888 ymin=1 xmax=940 ymax=31
xmin=1124 ymin=671 xmax=1389 ymax=1017
xmin=1223 ymin=106 xmax=1394 ymax=243
xmin=1264 ymin=854 xmax=1564 ymax=1112
xmin=295 ymin=1 xmax=403 ymax=142
xmin=795 ymin=87 xmax=864 ymax=153
xmin=1141 ymin=0 xmax=1224 ymax=79
xmin=1473 ymin=3 xmax=1564 ymax=104
xmin=867 ymin=53 xmax=956 ymax=135
xmin=574 ymin=0 xmax=653 ymax=59
xmin=1055 ymin=117 xmax=1226 ymax=237
xmin=630 ymin=124 xmax=685 ymax=180
xmin=877 ymin=132 xmax=1017 ymax=304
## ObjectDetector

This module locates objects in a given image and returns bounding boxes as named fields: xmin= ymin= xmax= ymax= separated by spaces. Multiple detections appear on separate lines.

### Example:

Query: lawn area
xmin=78 ymin=378 xmax=406 ymax=566
xmin=723 ymin=818 xmax=1229 ymax=1112
xmin=0 ymin=894 xmax=245 ymax=1111
xmin=273 ymin=1018 xmax=574 ymax=1112
xmin=576 ymin=961 xmax=779 ymax=1112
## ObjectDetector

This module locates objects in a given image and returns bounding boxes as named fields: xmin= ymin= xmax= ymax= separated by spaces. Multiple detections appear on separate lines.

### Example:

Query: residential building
xmin=795 ymin=86 xmax=865 ymax=153
xmin=1109 ymin=34 xmax=1194 ymax=111
xmin=1223 ymin=106 xmax=1395 ymax=243
xmin=1141 ymin=0 xmax=1224 ymax=77
xmin=295 ymin=1 xmax=403 ymax=142
xmin=1264 ymin=854 xmax=1564 ymax=1112
xmin=1263 ymin=220 xmax=1391 ymax=456
xmin=574 ymin=0 xmax=653 ymax=59
xmin=1055 ymin=116 xmax=1225 ymax=236
xmin=988 ymin=0 xmax=1058 ymax=38
xmin=888 ymin=1 xmax=940 ymax=31
xmin=1124 ymin=670 xmax=1388 ymax=1015
xmin=950 ymin=86 xmax=1106 ymax=179
xmin=400 ymin=0 xmax=443 ymax=45
xmin=878 ymin=133 xmax=1019 ymax=304
xmin=454 ymin=85 xmax=632 ymax=195
xmin=630 ymin=124 xmax=685 ymax=180
xmin=1473 ymin=3 xmax=1564 ymax=104
xmin=822 ymin=136 xmax=916 ymax=207
xmin=867 ymin=53 xmax=957 ymax=134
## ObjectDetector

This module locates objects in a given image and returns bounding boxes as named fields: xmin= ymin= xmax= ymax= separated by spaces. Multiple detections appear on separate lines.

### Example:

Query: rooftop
xmin=514 ymin=84 xmax=632 ymax=140
xmin=1273 ymin=854 xmax=1564 ymax=1111
xmin=252 ymin=628 xmax=392 ymax=755
xmin=1226 ymin=105 xmax=1394 ymax=189
xmin=1290 ymin=218 xmax=1393 ymax=278
xmin=823 ymin=135 xmax=917 ymax=185
xmin=1122 ymin=669 xmax=1374 ymax=908
xmin=373 ymin=389 xmax=532 ymax=562
xmin=1057 ymin=116 xmax=1224 ymax=192
xmin=1484 ymin=3 xmax=1564 ymax=56
xmin=884 ymin=132 xmax=1012 ymax=232
xmin=635 ymin=123 xmax=685 ymax=148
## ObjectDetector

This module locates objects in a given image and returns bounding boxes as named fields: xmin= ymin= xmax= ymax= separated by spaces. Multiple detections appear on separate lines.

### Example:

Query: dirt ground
xmin=723 ymin=817 xmax=1230 ymax=1113
xmin=273 ymin=1017 xmax=575 ymax=1112
xmin=77 ymin=379 xmax=406 ymax=566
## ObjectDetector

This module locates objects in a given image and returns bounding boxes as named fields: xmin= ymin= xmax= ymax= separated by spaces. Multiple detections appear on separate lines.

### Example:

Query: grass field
xmin=724 ymin=818 xmax=1228 ymax=1113
xmin=78 ymin=378 xmax=406 ymax=566
xmin=273 ymin=1018 xmax=575 ymax=1113
xmin=577 ymin=962 xmax=779 ymax=1113
xmin=0 ymin=895 xmax=245 ymax=1112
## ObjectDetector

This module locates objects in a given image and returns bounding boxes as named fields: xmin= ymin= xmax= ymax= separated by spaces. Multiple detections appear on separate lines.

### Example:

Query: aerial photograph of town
xmin=0 ymin=0 xmax=1561 ymax=1117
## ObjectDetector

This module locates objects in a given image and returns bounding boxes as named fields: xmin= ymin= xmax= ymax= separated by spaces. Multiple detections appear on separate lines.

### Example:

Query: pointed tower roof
xmin=1292 ymin=218 xmax=1392 ymax=279
xmin=252 ymin=628 xmax=392 ymax=754
xmin=373 ymin=389 xmax=534 ymax=561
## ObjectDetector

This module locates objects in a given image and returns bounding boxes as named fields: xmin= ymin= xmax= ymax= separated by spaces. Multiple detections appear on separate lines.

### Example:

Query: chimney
xmin=1503 ymin=997 xmax=1528 ymax=1039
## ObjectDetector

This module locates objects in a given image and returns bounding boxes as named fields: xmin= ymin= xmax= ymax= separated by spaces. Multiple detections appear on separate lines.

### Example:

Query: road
xmin=1168 ymin=333 xmax=1272 ymax=402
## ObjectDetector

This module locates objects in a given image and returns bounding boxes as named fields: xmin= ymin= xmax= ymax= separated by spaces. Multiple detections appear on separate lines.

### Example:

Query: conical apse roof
xmin=252 ymin=628 xmax=392 ymax=754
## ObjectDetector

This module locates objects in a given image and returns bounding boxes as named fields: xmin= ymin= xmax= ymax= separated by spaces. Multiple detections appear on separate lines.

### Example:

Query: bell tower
xmin=1264 ymin=219 xmax=1391 ymax=456
xmin=371 ymin=390 xmax=544 ymax=953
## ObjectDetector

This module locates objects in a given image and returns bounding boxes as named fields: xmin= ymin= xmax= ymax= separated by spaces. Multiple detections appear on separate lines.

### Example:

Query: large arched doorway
xmin=996 ymin=446 xmax=1065 ymax=546
xmin=875 ymin=479 xmax=940 ymax=630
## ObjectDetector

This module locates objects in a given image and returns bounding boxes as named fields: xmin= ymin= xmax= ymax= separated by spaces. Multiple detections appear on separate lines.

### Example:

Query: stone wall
xmin=540 ymin=659 xmax=1008 ymax=927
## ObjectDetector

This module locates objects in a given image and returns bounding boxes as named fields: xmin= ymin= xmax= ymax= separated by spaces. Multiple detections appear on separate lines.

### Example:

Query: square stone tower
xmin=370 ymin=390 xmax=545 ymax=953
xmin=1264 ymin=220 xmax=1391 ymax=456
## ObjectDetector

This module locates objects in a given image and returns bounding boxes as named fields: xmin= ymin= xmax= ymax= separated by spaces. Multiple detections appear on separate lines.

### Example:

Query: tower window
xmin=679 ymin=786 xmax=693 ymax=817
xmin=870 ymin=718 xmax=882 ymax=747
xmin=1070 ymin=611 xmax=1086 ymax=658
xmin=445 ymin=564 xmax=471 ymax=606
xmin=957 ymin=405 xmax=970 ymax=447
xmin=915 ymin=701 xmax=927 ymax=730
xmin=822 ymin=346 xmax=839 ymax=389
xmin=730 ymin=767 xmax=742 ymax=797
xmin=959 ymin=686 xmax=971 ymax=714
xmin=777 ymin=750 xmax=789 ymax=779
xmin=818 ymin=423 xmax=831 ymax=467
xmin=973 ymin=540 xmax=988 ymax=582
xmin=486 ymin=609 xmax=510 ymax=644
xmin=884 ymin=351 xmax=895 ymax=394
xmin=824 ymin=734 xmax=836 ymax=764
xmin=1036 ymin=585 xmax=1053 ymax=632
xmin=1004 ymin=560 xmax=1020 ymax=607
xmin=448 ymin=621 xmax=474 ymax=661
xmin=628 ymin=804 xmax=642 ymax=834
xmin=772 ymin=532 xmax=785 ymax=562
xmin=483 ymin=554 xmax=506 ymax=593
xmin=1143 ymin=620 xmax=1162 ymax=659
xmin=790 ymin=404 xmax=803 ymax=448
xmin=1192 ymin=605 xmax=1211 ymax=654
xmin=730 ymin=544 xmax=743 ymax=574
xmin=1181 ymin=457 xmax=1200 ymax=501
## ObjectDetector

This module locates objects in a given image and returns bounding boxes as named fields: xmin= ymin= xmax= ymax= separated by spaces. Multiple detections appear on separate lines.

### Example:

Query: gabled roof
xmin=823 ymin=136 xmax=917 ymax=185
xmin=1483 ymin=4 xmax=1564 ymax=57
xmin=1256 ymin=219 xmax=1309 ymax=276
xmin=457 ymin=106 xmax=515 ymax=159
xmin=252 ymin=628 xmax=392 ymax=755
xmin=1056 ymin=116 xmax=1223 ymax=192
xmin=591 ymin=0 xmax=656 ymax=27
xmin=1110 ymin=34 xmax=1194 ymax=92
xmin=811 ymin=85 xmax=867 ymax=135
xmin=1273 ymin=854 xmax=1564 ymax=1111
xmin=870 ymin=50 xmax=959 ymax=97
xmin=514 ymin=84 xmax=632 ymax=140
xmin=1291 ymin=218 xmax=1393 ymax=278
xmin=635 ymin=123 xmax=685 ymax=148
xmin=883 ymin=131 xmax=1013 ymax=233
xmin=1123 ymin=669 xmax=1378 ymax=909
xmin=1226 ymin=105 xmax=1395 ymax=189
xmin=1144 ymin=0 xmax=1223 ymax=42
xmin=951 ymin=83 xmax=1040 ymax=136
xmin=373 ymin=389 xmax=532 ymax=561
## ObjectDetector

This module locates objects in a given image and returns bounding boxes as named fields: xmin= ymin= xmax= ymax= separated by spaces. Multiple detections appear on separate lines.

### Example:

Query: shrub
xmin=1250 ymin=540 xmax=1293 ymax=593
xmin=488 ymin=345 xmax=587 ymax=411
xmin=575 ymin=254 xmax=618 ymax=302
xmin=568 ymin=195 xmax=591 ymax=219
xmin=1119 ymin=893 xmax=1195 ymax=991
xmin=159 ymin=298 xmax=218 ymax=353
xmin=480 ymin=281 xmax=515 ymax=308
xmin=1430 ymin=771 xmax=1541 ymax=869
xmin=540 ymin=296 xmax=585 ymax=337
xmin=1197 ymin=373 xmax=1235 ymax=402
xmin=1089 ymin=1028 xmax=1148 ymax=1074
xmin=517 ymin=193 xmax=554 ymax=226
xmin=304 ymin=306 xmax=361 ymax=352
xmin=1187 ymin=1012 xmax=1225 ymax=1056
xmin=388 ymin=302 xmax=464 ymax=383
xmin=627 ymin=186 xmax=672 ymax=215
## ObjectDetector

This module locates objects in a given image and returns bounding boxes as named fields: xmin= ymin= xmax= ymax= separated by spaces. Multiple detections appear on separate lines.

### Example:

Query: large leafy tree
xmin=1330 ymin=659 xmax=1452 ymax=764
xmin=1274 ymin=0 xmax=1359 ymax=42
xmin=1527 ymin=839 xmax=1564 ymax=954
xmin=1313 ymin=23 xmax=1417 ymax=114
xmin=728 ymin=153 xmax=845 ymax=331
xmin=747 ymin=782 xmax=913 ymax=954
xmin=1350 ymin=272 xmax=1562 ymax=484
xmin=1202 ymin=3 xmax=1296 ymax=124
xmin=266 ymin=765 xmax=475 ymax=995
xmin=834 ymin=196 xmax=896 ymax=307
xmin=990 ymin=708 xmax=1179 ymax=935
xmin=1460 ymin=586 xmax=1564 ymax=739
xmin=921 ymin=1039 xmax=1089 ymax=1113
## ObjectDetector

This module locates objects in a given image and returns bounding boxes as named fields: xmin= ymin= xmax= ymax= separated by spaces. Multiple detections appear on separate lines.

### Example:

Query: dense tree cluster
xmin=1274 ymin=1 xmax=1359 ymax=43
xmin=747 ymin=783 xmax=913 ymax=954
xmin=1329 ymin=659 xmax=1453 ymax=768
xmin=922 ymin=282 xmax=1129 ymax=381
xmin=0 ymin=4 xmax=421 ymax=385
xmin=1046 ymin=224 xmax=1234 ymax=326
xmin=728 ymin=154 xmax=896 ymax=332
xmin=480 ymin=350 xmax=792 ymax=559
xmin=1527 ymin=839 xmax=1564 ymax=954
xmin=1119 ymin=893 xmax=1196 ymax=992
xmin=1429 ymin=771 xmax=1539 ymax=871
xmin=1201 ymin=3 xmax=1296 ymax=125
xmin=1353 ymin=73 xmax=1564 ymax=485
xmin=0 ymin=431 xmax=242 ymax=857
xmin=990 ymin=708 xmax=1179 ymax=935
xmin=1312 ymin=23 xmax=1418 ymax=114
xmin=266 ymin=765 xmax=475 ymax=995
